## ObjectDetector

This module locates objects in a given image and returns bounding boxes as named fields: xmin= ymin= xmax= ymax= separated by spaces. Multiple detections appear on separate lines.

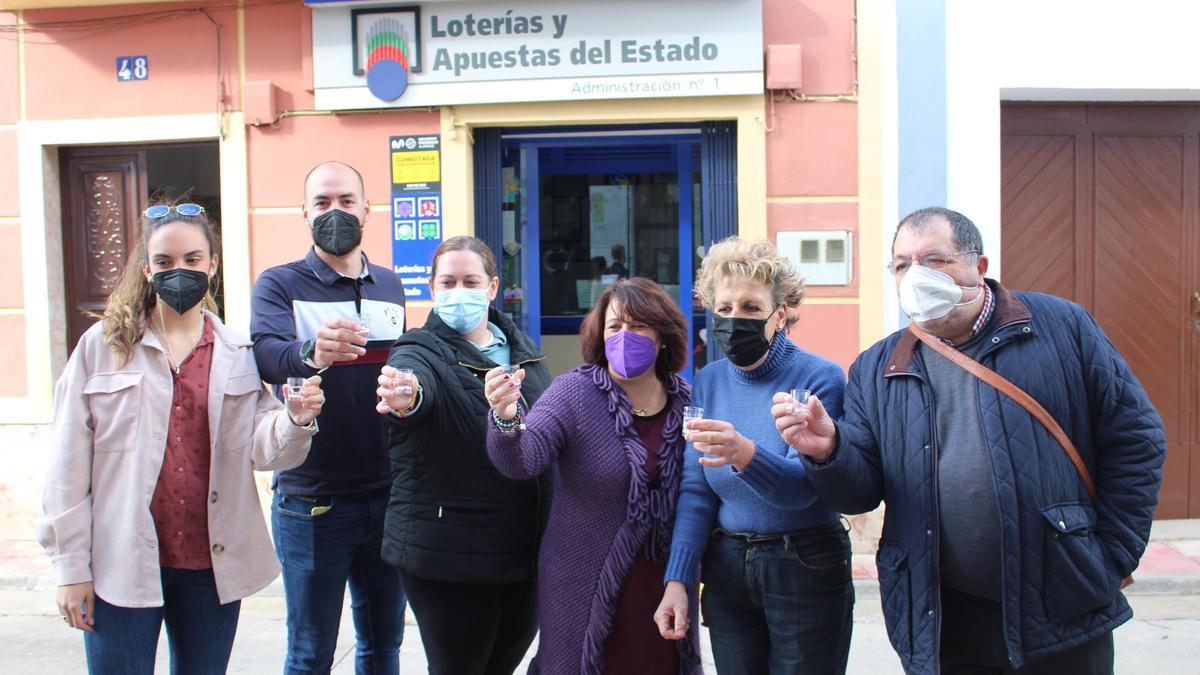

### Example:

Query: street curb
xmin=1118 ymin=575 xmax=1200 ymax=596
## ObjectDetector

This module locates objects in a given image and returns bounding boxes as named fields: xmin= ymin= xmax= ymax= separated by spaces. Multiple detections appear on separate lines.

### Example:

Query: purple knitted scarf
xmin=576 ymin=365 xmax=700 ymax=675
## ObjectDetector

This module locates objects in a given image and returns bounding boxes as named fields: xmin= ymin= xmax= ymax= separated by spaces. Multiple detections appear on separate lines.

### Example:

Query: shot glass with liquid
xmin=286 ymin=376 xmax=306 ymax=417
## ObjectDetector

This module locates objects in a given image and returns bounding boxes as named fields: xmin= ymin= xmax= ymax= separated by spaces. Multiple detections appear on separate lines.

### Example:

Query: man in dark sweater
xmin=772 ymin=208 xmax=1165 ymax=674
xmin=250 ymin=161 xmax=408 ymax=674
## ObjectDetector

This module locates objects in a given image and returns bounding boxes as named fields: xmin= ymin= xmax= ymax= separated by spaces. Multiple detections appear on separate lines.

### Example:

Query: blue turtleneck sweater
xmin=664 ymin=333 xmax=846 ymax=586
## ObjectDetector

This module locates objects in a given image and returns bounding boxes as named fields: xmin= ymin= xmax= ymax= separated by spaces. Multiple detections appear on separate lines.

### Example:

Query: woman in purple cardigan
xmin=485 ymin=278 xmax=703 ymax=675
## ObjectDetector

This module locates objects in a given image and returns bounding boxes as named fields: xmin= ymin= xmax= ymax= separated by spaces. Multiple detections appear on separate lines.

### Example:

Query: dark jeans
xmin=400 ymin=573 xmax=538 ymax=675
xmin=272 ymin=487 xmax=407 ymax=675
xmin=83 ymin=567 xmax=240 ymax=675
xmin=940 ymin=586 xmax=1114 ymax=674
xmin=701 ymin=520 xmax=854 ymax=675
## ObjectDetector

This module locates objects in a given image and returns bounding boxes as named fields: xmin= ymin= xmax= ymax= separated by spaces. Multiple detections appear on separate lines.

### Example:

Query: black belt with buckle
xmin=713 ymin=528 xmax=791 ymax=546
xmin=713 ymin=519 xmax=847 ymax=548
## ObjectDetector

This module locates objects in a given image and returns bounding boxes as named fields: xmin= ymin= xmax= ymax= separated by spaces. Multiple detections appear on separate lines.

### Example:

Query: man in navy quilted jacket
xmin=771 ymin=207 xmax=1165 ymax=674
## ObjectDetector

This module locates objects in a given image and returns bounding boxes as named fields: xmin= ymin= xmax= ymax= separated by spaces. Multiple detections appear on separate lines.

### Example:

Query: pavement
xmin=1 ymin=519 xmax=1199 ymax=673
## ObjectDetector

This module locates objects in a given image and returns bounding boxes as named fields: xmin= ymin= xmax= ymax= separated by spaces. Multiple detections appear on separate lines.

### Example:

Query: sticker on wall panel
xmin=393 ymin=197 xmax=416 ymax=218
xmin=418 ymin=220 xmax=440 ymax=240
xmin=391 ymin=135 xmax=441 ymax=192
xmin=117 ymin=56 xmax=149 ymax=81
xmin=394 ymin=220 xmax=417 ymax=241
xmin=418 ymin=196 xmax=441 ymax=218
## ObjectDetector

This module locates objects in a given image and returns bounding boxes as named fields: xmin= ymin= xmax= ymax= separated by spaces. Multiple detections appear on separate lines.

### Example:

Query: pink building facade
xmin=0 ymin=0 xmax=890 ymax=537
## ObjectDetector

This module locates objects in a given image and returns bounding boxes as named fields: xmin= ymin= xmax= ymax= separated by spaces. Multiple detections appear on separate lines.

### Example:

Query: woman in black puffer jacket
xmin=375 ymin=236 xmax=550 ymax=675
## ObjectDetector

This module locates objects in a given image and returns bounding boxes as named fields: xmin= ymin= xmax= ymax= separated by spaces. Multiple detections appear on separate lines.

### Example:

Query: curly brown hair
xmin=579 ymin=277 xmax=689 ymax=379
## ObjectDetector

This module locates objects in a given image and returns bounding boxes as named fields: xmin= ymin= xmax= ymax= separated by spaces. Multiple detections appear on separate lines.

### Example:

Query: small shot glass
xmin=682 ymin=405 xmax=704 ymax=439
xmin=393 ymin=367 xmax=414 ymax=396
xmin=286 ymin=376 xmax=305 ymax=401
xmin=502 ymin=364 xmax=522 ymax=389
xmin=286 ymin=376 xmax=306 ymax=416
xmin=355 ymin=314 xmax=372 ymax=338
xmin=789 ymin=388 xmax=812 ymax=415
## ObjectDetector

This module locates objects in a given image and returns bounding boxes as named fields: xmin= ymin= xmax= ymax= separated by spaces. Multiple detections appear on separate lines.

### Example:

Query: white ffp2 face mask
xmin=898 ymin=264 xmax=982 ymax=323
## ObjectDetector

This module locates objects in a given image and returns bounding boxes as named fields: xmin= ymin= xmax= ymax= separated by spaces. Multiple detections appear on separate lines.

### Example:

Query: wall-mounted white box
xmin=776 ymin=230 xmax=853 ymax=285
xmin=765 ymin=44 xmax=803 ymax=90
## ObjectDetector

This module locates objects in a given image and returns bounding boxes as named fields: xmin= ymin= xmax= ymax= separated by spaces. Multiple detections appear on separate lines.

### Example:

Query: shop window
xmin=485 ymin=128 xmax=708 ymax=377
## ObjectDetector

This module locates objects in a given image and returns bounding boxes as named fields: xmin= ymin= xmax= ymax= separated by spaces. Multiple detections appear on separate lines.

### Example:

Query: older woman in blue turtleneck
xmin=654 ymin=237 xmax=853 ymax=674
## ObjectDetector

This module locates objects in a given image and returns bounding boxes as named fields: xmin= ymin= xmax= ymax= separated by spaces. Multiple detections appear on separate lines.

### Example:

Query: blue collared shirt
xmin=475 ymin=322 xmax=511 ymax=367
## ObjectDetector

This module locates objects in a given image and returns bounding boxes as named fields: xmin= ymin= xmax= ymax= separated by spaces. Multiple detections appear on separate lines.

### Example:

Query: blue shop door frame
xmin=476 ymin=125 xmax=735 ymax=382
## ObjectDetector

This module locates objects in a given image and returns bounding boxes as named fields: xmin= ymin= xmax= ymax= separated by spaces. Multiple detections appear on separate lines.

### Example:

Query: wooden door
xmin=60 ymin=148 xmax=148 ymax=351
xmin=1001 ymin=104 xmax=1200 ymax=518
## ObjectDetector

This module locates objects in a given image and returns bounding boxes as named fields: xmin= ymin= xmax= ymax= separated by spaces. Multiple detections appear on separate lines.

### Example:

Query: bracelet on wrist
xmin=491 ymin=409 xmax=524 ymax=433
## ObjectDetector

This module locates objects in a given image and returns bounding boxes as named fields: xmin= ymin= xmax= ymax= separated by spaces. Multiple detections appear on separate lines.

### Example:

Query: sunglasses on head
xmin=144 ymin=203 xmax=205 ymax=219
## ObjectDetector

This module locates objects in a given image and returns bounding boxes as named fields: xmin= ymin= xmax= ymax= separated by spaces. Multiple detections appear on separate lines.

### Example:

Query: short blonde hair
xmin=696 ymin=237 xmax=806 ymax=327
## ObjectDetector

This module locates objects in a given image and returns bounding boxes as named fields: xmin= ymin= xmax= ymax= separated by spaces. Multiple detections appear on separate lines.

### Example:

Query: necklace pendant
xmin=632 ymin=407 xmax=648 ymax=417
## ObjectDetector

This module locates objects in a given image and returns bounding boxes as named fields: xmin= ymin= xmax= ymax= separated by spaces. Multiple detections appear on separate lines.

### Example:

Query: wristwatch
xmin=299 ymin=339 xmax=324 ymax=371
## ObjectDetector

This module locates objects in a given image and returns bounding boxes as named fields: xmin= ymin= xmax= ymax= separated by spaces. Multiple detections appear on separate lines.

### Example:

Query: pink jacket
xmin=37 ymin=312 xmax=316 ymax=607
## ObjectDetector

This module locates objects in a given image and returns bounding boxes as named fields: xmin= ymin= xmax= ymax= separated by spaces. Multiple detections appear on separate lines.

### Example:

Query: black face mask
xmin=311 ymin=209 xmax=363 ymax=257
xmin=711 ymin=314 xmax=774 ymax=367
xmin=153 ymin=268 xmax=210 ymax=315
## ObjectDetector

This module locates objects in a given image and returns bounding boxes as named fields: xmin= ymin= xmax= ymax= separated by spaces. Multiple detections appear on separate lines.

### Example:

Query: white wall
xmin=944 ymin=0 xmax=1200 ymax=279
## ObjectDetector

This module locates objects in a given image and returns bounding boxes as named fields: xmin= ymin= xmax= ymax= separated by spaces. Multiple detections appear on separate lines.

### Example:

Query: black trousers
xmin=399 ymin=572 xmax=538 ymax=675
xmin=940 ymin=586 xmax=1114 ymax=674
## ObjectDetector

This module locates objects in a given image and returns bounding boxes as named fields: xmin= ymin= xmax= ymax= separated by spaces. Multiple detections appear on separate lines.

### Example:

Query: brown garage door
xmin=1001 ymin=104 xmax=1200 ymax=519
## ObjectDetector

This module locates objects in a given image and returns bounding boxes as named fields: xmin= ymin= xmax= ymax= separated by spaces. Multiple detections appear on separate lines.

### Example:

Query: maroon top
xmin=150 ymin=317 xmax=215 ymax=570
xmin=603 ymin=405 xmax=681 ymax=674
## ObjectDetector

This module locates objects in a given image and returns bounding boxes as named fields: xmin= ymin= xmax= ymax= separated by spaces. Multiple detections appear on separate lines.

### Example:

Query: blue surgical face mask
xmin=433 ymin=287 xmax=490 ymax=334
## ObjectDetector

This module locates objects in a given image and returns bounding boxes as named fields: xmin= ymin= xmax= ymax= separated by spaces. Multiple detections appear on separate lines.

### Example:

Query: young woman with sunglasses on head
xmin=38 ymin=202 xmax=325 ymax=674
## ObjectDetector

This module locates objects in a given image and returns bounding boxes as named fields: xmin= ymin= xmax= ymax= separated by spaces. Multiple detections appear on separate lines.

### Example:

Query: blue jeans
xmin=701 ymin=520 xmax=855 ymax=675
xmin=272 ymin=487 xmax=407 ymax=675
xmin=83 ymin=567 xmax=240 ymax=675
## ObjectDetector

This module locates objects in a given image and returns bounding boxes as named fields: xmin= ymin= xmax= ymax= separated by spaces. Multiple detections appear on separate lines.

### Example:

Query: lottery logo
xmin=364 ymin=17 xmax=412 ymax=102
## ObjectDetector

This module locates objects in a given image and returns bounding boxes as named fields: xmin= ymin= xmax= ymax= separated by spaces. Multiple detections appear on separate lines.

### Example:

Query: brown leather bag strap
xmin=908 ymin=325 xmax=1097 ymax=499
